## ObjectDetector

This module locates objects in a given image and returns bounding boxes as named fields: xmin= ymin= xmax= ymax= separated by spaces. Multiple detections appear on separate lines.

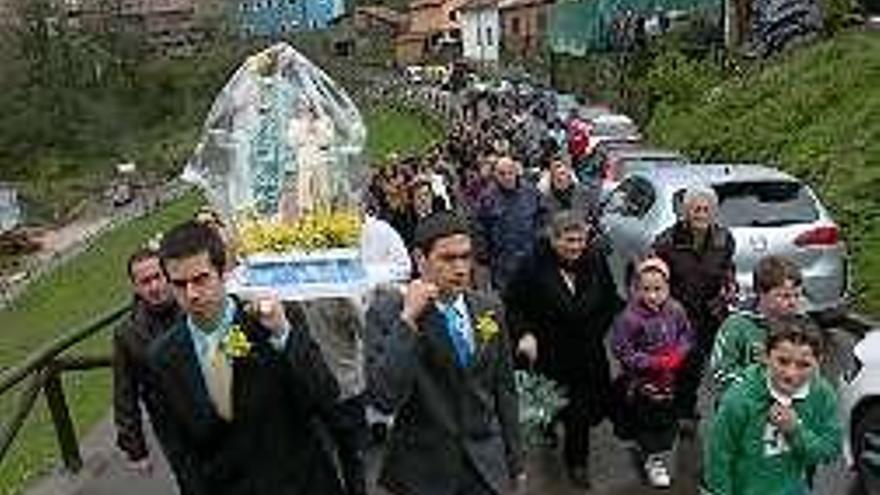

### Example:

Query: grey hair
xmin=549 ymin=210 xmax=588 ymax=240
xmin=680 ymin=185 xmax=719 ymax=219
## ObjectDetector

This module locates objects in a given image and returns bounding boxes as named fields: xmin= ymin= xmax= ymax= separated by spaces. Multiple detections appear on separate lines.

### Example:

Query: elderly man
xmin=114 ymin=247 xmax=180 ymax=473
xmin=366 ymin=212 xmax=524 ymax=495
xmin=476 ymin=155 xmax=544 ymax=292
xmin=653 ymin=185 xmax=736 ymax=426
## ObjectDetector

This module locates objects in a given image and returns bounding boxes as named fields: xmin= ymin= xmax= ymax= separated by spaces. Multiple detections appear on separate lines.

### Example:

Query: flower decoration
xmin=236 ymin=209 xmax=361 ymax=255
xmin=222 ymin=325 xmax=253 ymax=359
xmin=475 ymin=310 xmax=500 ymax=345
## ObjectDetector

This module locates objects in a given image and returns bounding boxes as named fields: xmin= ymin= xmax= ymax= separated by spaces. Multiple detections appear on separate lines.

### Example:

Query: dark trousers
xmin=560 ymin=398 xmax=592 ymax=470
xmin=326 ymin=395 xmax=368 ymax=495
xmin=632 ymin=392 xmax=678 ymax=455
xmin=674 ymin=317 xmax=721 ymax=418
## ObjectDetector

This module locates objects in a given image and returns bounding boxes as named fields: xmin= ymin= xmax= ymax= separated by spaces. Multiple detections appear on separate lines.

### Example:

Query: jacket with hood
xmin=612 ymin=297 xmax=694 ymax=393
xmin=703 ymin=365 xmax=841 ymax=495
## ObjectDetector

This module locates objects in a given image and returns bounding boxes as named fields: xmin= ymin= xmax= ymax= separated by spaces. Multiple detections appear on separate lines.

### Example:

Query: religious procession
xmin=109 ymin=43 xmax=846 ymax=495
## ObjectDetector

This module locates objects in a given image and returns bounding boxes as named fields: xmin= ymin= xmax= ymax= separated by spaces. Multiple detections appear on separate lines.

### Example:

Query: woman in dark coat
xmin=504 ymin=211 xmax=623 ymax=489
xmin=652 ymin=185 xmax=736 ymax=424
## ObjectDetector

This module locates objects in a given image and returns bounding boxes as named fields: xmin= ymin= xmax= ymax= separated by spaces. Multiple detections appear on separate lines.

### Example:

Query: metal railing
xmin=0 ymin=304 xmax=131 ymax=473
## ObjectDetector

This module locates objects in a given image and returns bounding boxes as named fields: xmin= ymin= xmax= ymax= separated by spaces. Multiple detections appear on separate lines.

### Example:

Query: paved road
xmin=23 ymin=329 xmax=859 ymax=495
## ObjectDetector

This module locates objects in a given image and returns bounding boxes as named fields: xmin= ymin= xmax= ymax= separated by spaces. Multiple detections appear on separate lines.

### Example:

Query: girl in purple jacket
xmin=612 ymin=257 xmax=694 ymax=488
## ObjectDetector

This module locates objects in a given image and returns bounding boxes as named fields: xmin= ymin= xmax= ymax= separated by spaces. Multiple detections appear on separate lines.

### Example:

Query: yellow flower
xmin=234 ymin=209 xmax=362 ymax=256
xmin=476 ymin=311 xmax=500 ymax=345
xmin=222 ymin=325 xmax=252 ymax=359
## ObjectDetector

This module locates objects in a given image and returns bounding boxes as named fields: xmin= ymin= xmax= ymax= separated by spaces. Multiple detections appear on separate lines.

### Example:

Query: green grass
xmin=364 ymin=105 xmax=446 ymax=164
xmin=0 ymin=194 xmax=203 ymax=494
xmin=645 ymin=30 xmax=880 ymax=315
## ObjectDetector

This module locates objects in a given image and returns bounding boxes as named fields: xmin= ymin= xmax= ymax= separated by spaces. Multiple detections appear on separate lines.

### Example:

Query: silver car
xmin=600 ymin=164 xmax=848 ymax=317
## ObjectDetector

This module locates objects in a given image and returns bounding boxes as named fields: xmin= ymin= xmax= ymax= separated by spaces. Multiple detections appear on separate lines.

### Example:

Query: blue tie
xmin=442 ymin=306 xmax=472 ymax=368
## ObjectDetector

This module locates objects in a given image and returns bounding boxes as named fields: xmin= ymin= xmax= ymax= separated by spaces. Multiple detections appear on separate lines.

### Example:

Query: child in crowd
xmin=711 ymin=255 xmax=803 ymax=396
xmin=612 ymin=257 xmax=694 ymax=488
xmin=703 ymin=315 xmax=841 ymax=495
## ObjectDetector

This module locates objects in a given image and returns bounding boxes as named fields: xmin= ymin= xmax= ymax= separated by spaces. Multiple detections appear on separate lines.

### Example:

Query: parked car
xmin=840 ymin=326 xmax=880 ymax=495
xmin=586 ymin=113 xmax=641 ymax=152
xmin=403 ymin=65 xmax=425 ymax=84
xmin=580 ymin=143 xmax=687 ymax=195
xmin=554 ymin=92 xmax=584 ymax=122
xmin=600 ymin=164 xmax=848 ymax=317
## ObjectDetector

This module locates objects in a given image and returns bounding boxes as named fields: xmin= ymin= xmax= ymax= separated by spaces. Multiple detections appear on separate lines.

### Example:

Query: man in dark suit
xmin=149 ymin=220 xmax=344 ymax=495
xmin=366 ymin=211 xmax=524 ymax=495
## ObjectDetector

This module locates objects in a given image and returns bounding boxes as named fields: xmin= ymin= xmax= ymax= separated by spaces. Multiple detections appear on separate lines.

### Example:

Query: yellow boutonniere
xmin=476 ymin=311 xmax=500 ymax=345
xmin=222 ymin=325 xmax=252 ymax=359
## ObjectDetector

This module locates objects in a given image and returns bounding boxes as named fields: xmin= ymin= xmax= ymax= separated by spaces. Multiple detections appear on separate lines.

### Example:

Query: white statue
xmin=279 ymin=100 xmax=336 ymax=221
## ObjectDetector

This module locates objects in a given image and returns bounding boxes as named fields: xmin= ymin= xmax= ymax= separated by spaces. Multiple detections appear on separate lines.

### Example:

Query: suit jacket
xmin=148 ymin=299 xmax=344 ymax=495
xmin=113 ymin=297 xmax=179 ymax=461
xmin=365 ymin=289 xmax=523 ymax=495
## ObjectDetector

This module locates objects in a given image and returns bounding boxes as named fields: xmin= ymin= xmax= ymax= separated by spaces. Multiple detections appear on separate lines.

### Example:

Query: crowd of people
xmin=112 ymin=87 xmax=842 ymax=495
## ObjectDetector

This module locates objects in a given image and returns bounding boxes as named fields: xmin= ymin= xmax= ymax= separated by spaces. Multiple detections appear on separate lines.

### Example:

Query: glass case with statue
xmin=183 ymin=43 xmax=398 ymax=300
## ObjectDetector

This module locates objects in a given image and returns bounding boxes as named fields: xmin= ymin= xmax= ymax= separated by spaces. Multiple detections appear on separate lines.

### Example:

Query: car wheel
xmin=854 ymin=402 xmax=880 ymax=495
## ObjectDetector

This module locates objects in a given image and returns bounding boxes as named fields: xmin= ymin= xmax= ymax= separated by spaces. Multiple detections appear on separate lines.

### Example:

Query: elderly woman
xmin=504 ymin=210 xmax=623 ymax=489
xmin=652 ymin=185 xmax=736 ymax=426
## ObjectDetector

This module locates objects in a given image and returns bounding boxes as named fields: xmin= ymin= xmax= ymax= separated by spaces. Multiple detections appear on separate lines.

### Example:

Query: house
xmin=236 ymin=0 xmax=346 ymax=37
xmin=499 ymin=0 xmax=553 ymax=59
xmin=394 ymin=0 xmax=468 ymax=64
xmin=354 ymin=5 xmax=405 ymax=34
xmin=64 ymin=0 xmax=222 ymax=56
xmin=458 ymin=0 xmax=499 ymax=63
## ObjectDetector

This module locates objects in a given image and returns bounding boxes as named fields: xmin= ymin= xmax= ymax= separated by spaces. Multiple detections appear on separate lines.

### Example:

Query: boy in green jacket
xmin=703 ymin=315 xmax=841 ymax=495
xmin=711 ymin=255 xmax=802 ymax=396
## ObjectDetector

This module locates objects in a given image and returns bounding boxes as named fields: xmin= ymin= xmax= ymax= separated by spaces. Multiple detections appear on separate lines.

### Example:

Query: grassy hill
xmin=645 ymin=30 xmax=880 ymax=315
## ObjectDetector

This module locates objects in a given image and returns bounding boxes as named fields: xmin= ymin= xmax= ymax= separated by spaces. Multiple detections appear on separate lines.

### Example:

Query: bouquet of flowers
xmin=515 ymin=370 xmax=569 ymax=449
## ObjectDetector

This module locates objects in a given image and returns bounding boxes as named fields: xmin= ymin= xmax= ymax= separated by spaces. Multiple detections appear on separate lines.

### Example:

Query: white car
xmin=840 ymin=325 xmax=880 ymax=494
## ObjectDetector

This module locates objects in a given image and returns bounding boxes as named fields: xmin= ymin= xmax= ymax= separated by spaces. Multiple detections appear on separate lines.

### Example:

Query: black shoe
xmin=567 ymin=465 xmax=592 ymax=490
xmin=678 ymin=418 xmax=699 ymax=439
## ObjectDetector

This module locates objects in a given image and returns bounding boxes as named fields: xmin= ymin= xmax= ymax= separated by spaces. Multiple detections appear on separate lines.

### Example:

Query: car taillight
xmin=794 ymin=226 xmax=839 ymax=247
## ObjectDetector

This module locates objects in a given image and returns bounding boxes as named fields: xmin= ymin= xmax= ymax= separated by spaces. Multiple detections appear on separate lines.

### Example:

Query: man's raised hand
xmin=400 ymin=279 xmax=439 ymax=331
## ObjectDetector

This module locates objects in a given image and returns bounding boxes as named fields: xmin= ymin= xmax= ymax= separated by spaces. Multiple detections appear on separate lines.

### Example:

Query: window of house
xmin=511 ymin=16 xmax=520 ymax=35
xmin=537 ymin=11 xmax=547 ymax=30
xmin=485 ymin=26 xmax=492 ymax=45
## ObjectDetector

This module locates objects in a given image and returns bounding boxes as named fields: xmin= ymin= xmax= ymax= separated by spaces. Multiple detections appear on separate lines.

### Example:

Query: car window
xmin=673 ymin=181 xmax=819 ymax=227
xmin=606 ymin=177 xmax=656 ymax=218
xmin=593 ymin=121 xmax=638 ymax=137
xmin=619 ymin=157 xmax=684 ymax=173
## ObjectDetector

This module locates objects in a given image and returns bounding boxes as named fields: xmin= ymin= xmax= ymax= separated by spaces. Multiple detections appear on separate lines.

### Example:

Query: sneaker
xmin=644 ymin=455 xmax=672 ymax=488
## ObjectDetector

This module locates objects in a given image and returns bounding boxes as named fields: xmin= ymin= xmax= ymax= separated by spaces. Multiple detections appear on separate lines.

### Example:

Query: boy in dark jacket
xmin=612 ymin=257 xmax=694 ymax=488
